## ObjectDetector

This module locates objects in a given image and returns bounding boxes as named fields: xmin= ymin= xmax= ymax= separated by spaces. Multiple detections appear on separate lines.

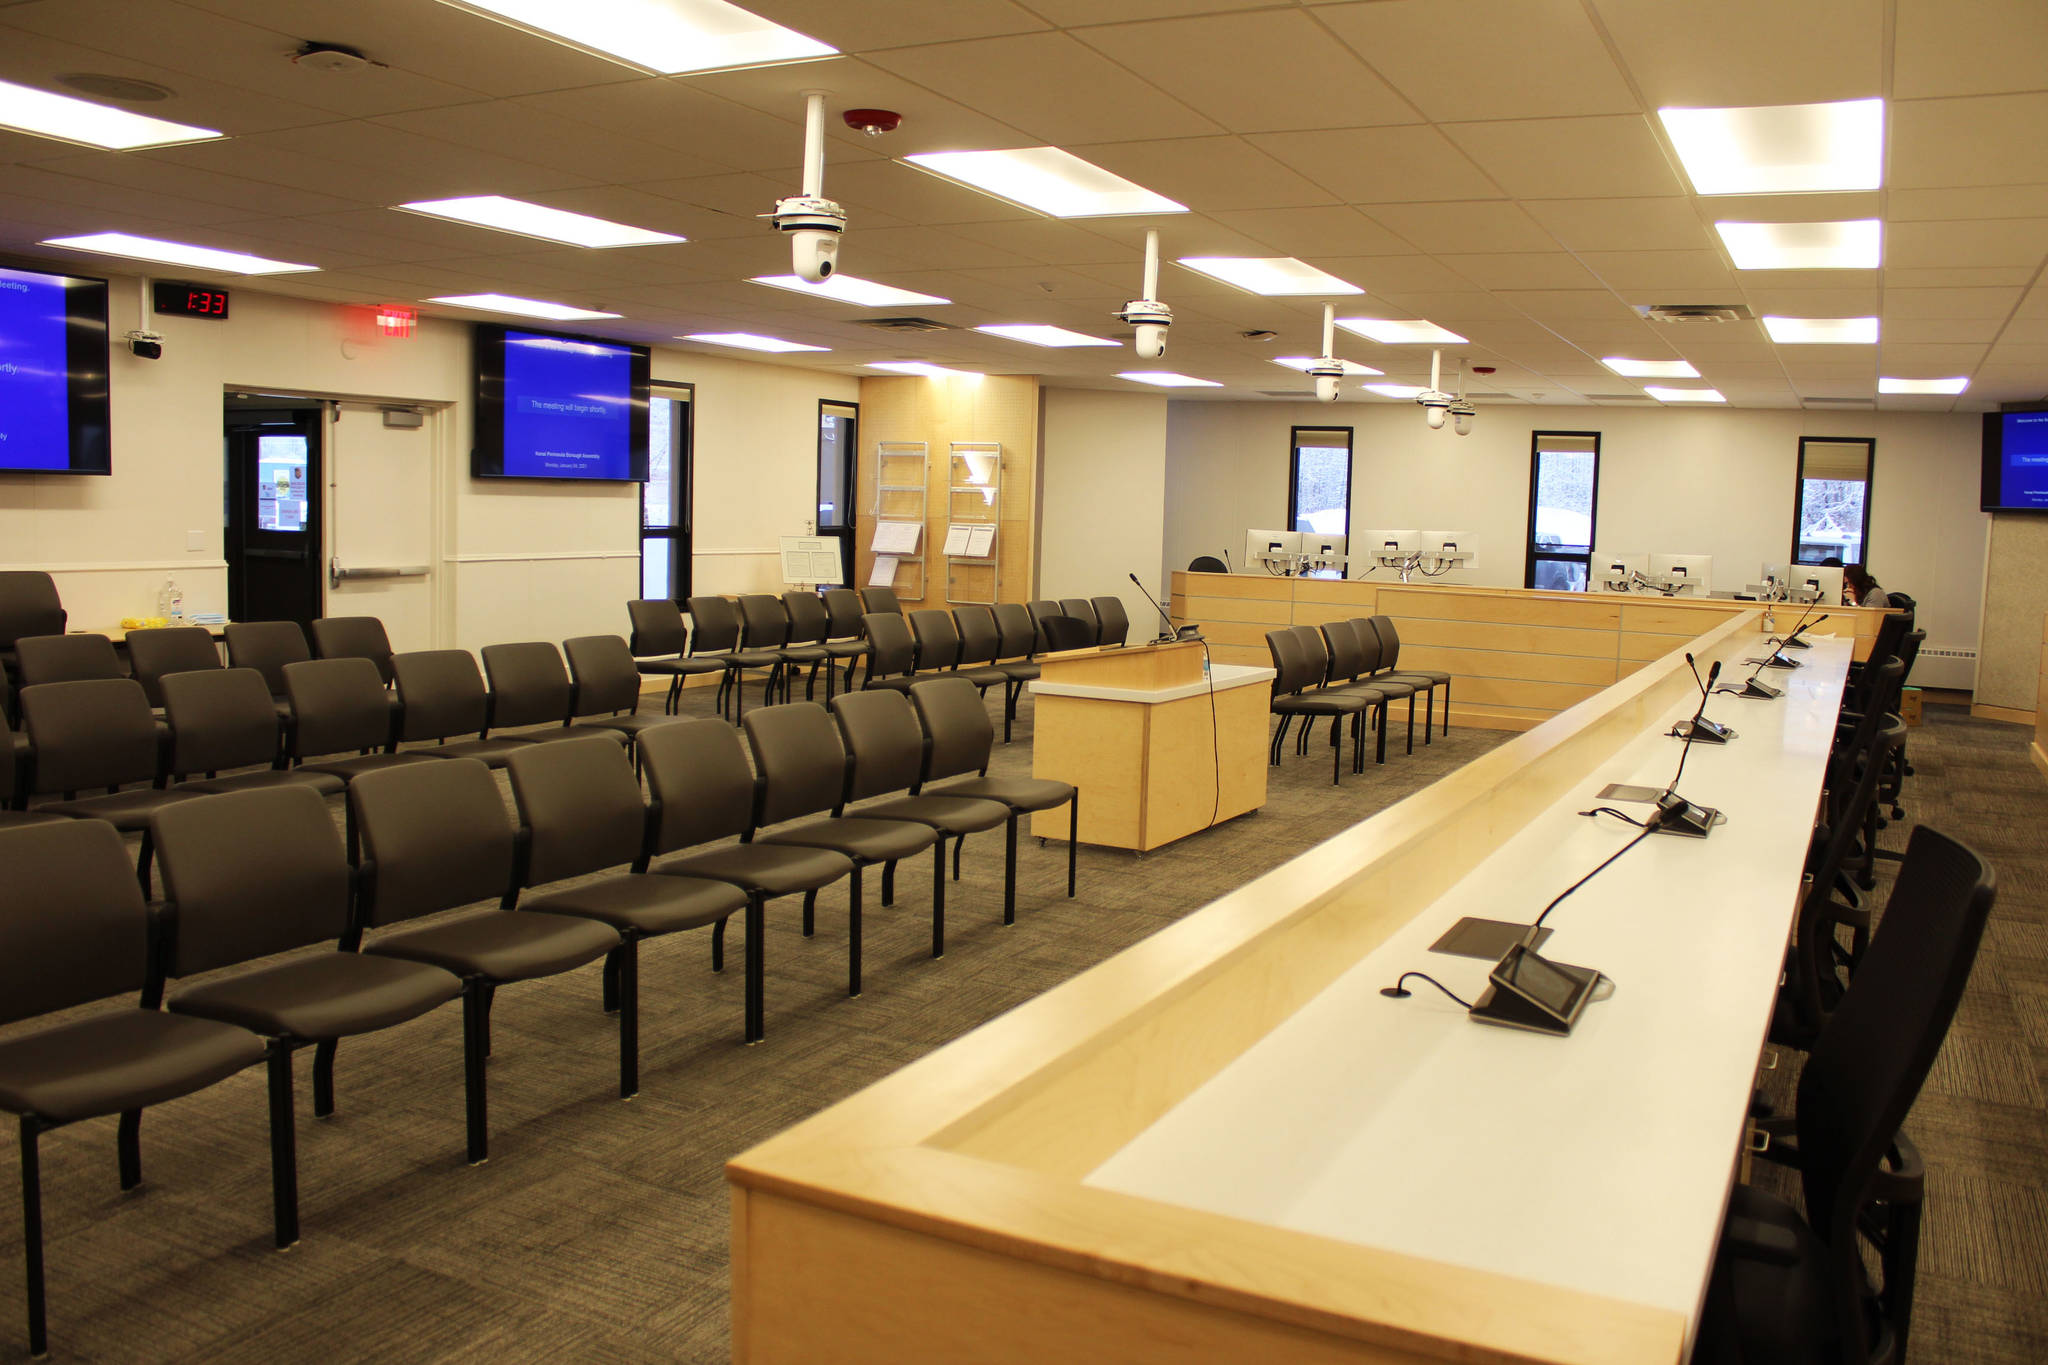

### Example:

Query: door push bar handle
xmin=330 ymin=558 xmax=430 ymax=587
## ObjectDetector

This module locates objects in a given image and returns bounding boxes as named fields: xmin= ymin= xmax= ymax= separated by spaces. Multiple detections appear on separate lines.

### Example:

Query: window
xmin=1793 ymin=437 xmax=1873 ymax=565
xmin=818 ymin=400 xmax=858 ymax=586
xmin=1525 ymin=431 xmax=1600 ymax=592
xmin=642 ymin=385 xmax=692 ymax=600
xmin=1288 ymin=427 xmax=1351 ymax=537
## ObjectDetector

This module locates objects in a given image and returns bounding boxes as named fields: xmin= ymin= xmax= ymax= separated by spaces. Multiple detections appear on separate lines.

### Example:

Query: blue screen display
xmin=1996 ymin=411 xmax=2048 ymax=510
xmin=0 ymin=266 xmax=75 ymax=471
xmin=499 ymin=331 xmax=634 ymax=480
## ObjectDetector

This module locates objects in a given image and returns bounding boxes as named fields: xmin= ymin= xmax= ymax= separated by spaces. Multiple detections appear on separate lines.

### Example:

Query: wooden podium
xmin=1028 ymin=640 xmax=1272 ymax=852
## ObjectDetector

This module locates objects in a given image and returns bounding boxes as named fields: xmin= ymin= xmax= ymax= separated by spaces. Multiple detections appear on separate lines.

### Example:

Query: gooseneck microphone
xmin=1778 ymin=610 xmax=1829 ymax=650
xmin=1129 ymin=572 xmax=1199 ymax=643
xmin=1674 ymin=652 xmax=1736 ymax=743
xmin=1654 ymin=662 xmax=1722 ymax=837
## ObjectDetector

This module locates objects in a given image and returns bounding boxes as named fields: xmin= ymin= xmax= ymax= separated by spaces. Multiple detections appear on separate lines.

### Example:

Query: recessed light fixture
xmin=1659 ymin=98 xmax=1884 ymax=195
xmin=41 ymin=232 xmax=315 ymax=275
xmin=435 ymin=0 xmax=836 ymax=75
xmin=1715 ymin=220 xmax=1881 ymax=270
xmin=750 ymin=274 xmax=951 ymax=308
xmin=1272 ymin=356 xmax=1383 ymax=376
xmin=1337 ymin=318 xmax=1467 ymax=345
xmin=1116 ymin=372 xmax=1222 ymax=388
xmin=0 ymin=77 xmax=221 ymax=149
xmin=680 ymin=332 xmax=827 ymax=353
xmin=973 ymin=323 xmax=1119 ymax=348
xmin=903 ymin=148 xmax=1186 ymax=219
xmin=1644 ymin=386 xmax=1728 ymax=403
xmin=1601 ymin=356 xmax=1700 ymax=378
xmin=1362 ymin=383 xmax=1427 ymax=399
xmin=869 ymin=362 xmax=982 ymax=379
xmin=1177 ymin=258 xmax=1362 ymax=297
xmin=397 ymin=196 xmax=684 ymax=248
xmin=1878 ymin=376 xmax=1969 ymax=395
xmin=1762 ymin=316 xmax=1879 ymax=344
xmin=425 ymin=293 xmax=621 ymax=321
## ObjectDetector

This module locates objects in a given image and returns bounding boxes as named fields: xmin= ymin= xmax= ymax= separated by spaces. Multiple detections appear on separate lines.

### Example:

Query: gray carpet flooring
xmin=1 ymin=687 xmax=2040 ymax=1362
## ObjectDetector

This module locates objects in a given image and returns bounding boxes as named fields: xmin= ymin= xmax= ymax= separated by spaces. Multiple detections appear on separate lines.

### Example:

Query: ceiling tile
xmin=1891 ymin=93 xmax=2048 ymax=190
xmin=28 ymin=151 xmax=366 ymax=219
xmin=373 ymin=101 xmax=750 ymax=186
xmin=1348 ymin=255 xmax=1488 ymax=293
xmin=1736 ymin=285 xmax=1880 ymax=314
xmin=1069 ymin=136 xmax=1338 ymax=211
xmin=1442 ymin=253 xmax=1606 ymax=291
xmin=945 ymin=218 xmax=1134 ymax=266
xmin=1884 ymin=266 xmax=2039 ymax=289
xmin=1882 ymin=318 xmax=2001 ymax=345
xmin=1360 ymin=290 xmax=1522 ymax=321
xmin=1495 ymin=289 xmax=1641 ymax=324
xmin=1206 ymin=207 xmax=1411 ymax=258
xmin=1524 ymin=198 xmax=1718 ymax=253
xmin=1894 ymin=0 xmax=2048 ymax=99
xmin=1878 ymin=342 xmax=1990 ymax=369
xmin=1887 ymin=186 xmax=2048 ymax=221
xmin=1883 ymin=287 xmax=2024 ymax=320
xmin=1362 ymin=201 xmax=1557 ymax=254
xmin=146 ymin=122 xmax=598 ymax=203
xmin=1885 ymin=219 xmax=2048 ymax=271
xmin=1587 ymin=0 xmax=1883 ymax=106
xmin=1248 ymin=125 xmax=1502 ymax=203
xmin=1442 ymin=116 xmax=1684 ymax=200
xmin=1577 ymin=250 xmax=1739 ymax=295
xmin=741 ymin=0 xmax=1049 ymax=50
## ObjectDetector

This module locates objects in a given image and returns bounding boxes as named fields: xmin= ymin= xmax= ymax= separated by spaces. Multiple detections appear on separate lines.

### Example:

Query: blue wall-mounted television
xmin=472 ymin=325 xmax=649 ymax=483
xmin=1982 ymin=409 xmax=2048 ymax=512
xmin=0 ymin=262 xmax=111 ymax=476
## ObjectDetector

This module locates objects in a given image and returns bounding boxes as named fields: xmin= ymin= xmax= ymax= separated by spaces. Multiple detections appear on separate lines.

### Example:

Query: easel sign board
xmin=872 ymin=521 xmax=922 ymax=554
xmin=779 ymin=536 xmax=842 ymax=584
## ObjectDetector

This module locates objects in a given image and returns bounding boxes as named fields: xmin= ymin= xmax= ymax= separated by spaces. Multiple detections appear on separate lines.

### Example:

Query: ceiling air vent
xmin=857 ymin=316 xmax=956 ymax=333
xmin=1581 ymin=392 xmax=1656 ymax=401
xmin=1637 ymin=303 xmax=1755 ymax=324
xmin=1803 ymin=396 xmax=1876 ymax=409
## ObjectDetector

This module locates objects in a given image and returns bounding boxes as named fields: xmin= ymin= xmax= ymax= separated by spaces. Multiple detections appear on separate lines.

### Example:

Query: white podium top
xmin=1088 ymin=642 xmax=1851 ymax=1349
xmin=1029 ymin=661 xmax=1273 ymax=705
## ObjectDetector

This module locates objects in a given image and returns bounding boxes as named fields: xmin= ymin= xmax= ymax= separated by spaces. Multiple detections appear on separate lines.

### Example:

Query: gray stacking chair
xmin=0 ymin=571 xmax=66 ymax=687
xmin=562 ymin=634 xmax=686 ymax=745
xmin=782 ymin=590 xmax=845 ymax=699
xmin=0 ymin=703 xmax=60 ymax=829
xmin=160 ymin=668 xmax=344 ymax=795
xmin=225 ymin=620 xmax=313 ymax=701
xmin=125 ymin=626 xmax=221 ymax=707
xmin=481 ymin=641 xmax=630 ymax=747
xmin=1056 ymin=598 xmax=1100 ymax=644
xmin=1090 ymin=595 xmax=1131 ymax=647
xmin=626 ymin=599 xmax=725 ymax=714
xmin=685 ymin=595 xmax=783 ymax=722
xmin=861 ymin=585 xmax=902 ymax=616
xmin=390 ymin=649 xmax=536 ymax=766
xmin=1263 ymin=630 xmax=1374 ymax=783
xmin=818 ymin=588 xmax=872 ymax=688
xmin=13 ymin=633 xmax=122 ymax=689
xmin=857 ymin=611 xmax=924 ymax=693
xmin=989 ymin=602 xmax=1042 ymax=743
xmin=1366 ymin=616 xmax=1449 ymax=740
xmin=909 ymin=610 xmax=1009 ymax=696
xmin=309 ymin=616 xmax=396 ymax=685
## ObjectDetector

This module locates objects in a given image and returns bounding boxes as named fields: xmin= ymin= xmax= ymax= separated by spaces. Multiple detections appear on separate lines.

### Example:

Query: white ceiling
xmin=2 ymin=0 xmax=2044 ymax=411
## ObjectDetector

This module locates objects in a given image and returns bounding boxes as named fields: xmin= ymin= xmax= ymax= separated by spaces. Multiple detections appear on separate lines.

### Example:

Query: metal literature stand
xmin=872 ymin=441 xmax=928 ymax=599
xmin=945 ymin=442 xmax=1001 ymax=605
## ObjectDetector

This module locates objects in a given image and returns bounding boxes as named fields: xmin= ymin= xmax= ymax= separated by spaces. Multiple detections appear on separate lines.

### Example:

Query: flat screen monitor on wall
xmin=0 ymin=263 xmax=111 ymax=475
xmin=1982 ymin=410 xmax=2048 ymax=512
xmin=472 ymin=325 xmax=649 ymax=482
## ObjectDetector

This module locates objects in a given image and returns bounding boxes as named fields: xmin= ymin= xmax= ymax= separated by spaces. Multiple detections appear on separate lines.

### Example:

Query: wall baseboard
xmin=1970 ymin=702 xmax=2037 ymax=727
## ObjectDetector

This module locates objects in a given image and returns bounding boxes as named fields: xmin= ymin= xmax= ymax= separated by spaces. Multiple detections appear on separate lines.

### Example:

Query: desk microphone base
xmin=1654 ymin=792 xmax=1723 ymax=838
xmin=1672 ymin=718 xmax=1735 ymax=744
xmin=1717 ymin=679 xmax=1784 ymax=700
xmin=1469 ymin=960 xmax=1604 ymax=1037
xmin=1430 ymin=917 xmax=1554 ymax=960
xmin=1744 ymin=653 xmax=1802 ymax=669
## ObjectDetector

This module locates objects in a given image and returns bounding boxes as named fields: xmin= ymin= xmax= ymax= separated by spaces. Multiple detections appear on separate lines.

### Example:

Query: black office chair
xmin=480 ymin=641 xmax=631 ymax=747
xmin=389 ymin=649 xmax=536 ymax=766
xmin=125 ymin=626 xmax=222 ymax=707
xmin=1263 ymin=630 xmax=1375 ymax=783
xmin=309 ymin=616 xmax=396 ymax=685
xmin=685 ymin=595 xmax=783 ymax=722
xmin=13 ymin=633 xmax=123 ymax=689
xmin=1089 ymin=596 xmax=1131 ymax=648
xmin=0 ymin=571 xmax=66 ymax=689
xmin=861 ymin=585 xmax=903 ymax=616
xmin=1039 ymin=616 xmax=1097 ymax=652
xmin=857 ymin=612 xmax=924 ymax=693
xmin=1056 ymin=598 xmax=1100 ymax=644
xmin=626 ymin=599 xmax=726 ymax=714
xmin=819 ymin=588 xmax=873 ymax=689
xmin=1188 ymin=556 xmax=1227 ymax=573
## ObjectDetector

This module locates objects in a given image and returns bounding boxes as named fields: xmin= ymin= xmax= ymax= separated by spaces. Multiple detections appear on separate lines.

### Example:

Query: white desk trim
xmin=1029 ymin=661 xmax=1273 ymax=705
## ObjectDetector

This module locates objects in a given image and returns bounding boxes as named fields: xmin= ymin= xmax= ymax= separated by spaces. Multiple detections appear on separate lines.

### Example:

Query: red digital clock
xmin=152 ymin=282 xmax=230 ymax=319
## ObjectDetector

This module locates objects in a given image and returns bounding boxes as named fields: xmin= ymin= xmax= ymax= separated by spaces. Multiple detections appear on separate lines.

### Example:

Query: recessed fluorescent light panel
xmin=1337 ymin=318 xmax=1467 ymax=345
xmin=41 ymin=232 xmax=315 ymax=275
xmin=681 ymin=332 xmax=827 ymax=353
xmin=1601 ymin=356 xmax=1700 ymax=378
xmin=1878 ymin=376 xmax=1969 ymax=395
xmin=904 ymin=148 xmax=1186 ymax=219
xmin=749 ymin=274 xmax=951 ymax=308
xmin=0 ymin=78 xmax=222 ymax=150
xmin=1659 ymin=99 xmax=1884 ymax=195
xmin=1715 ymin=220 xmax=1881 ymax=270
xmin=1644 ymin=386 xmax=1728 ymax=403
xmin=869 ymin=362 xmax=982 ymax=379
xmin=974 ymin=324 xmax=1119 ymax=348
xmin=1762 ymin=316 xmax=1879 ymax=344
xmin=426 ymin=293 xmax=620 ymax=321
xmin=436 ymin=0 xmax=835 ymax=75
xmin=1117 ymin=372 xmax=1221 ymax=388
xmin=1177 ymin=258 xmax=1362 ymax=297
xmin=398 ymin=196 xmax=683 ymax=248
xmin=1363 ymin=383 xmax=1426 ymax=399
xmin=1271 ymin=357 xmax=1383 ymax=376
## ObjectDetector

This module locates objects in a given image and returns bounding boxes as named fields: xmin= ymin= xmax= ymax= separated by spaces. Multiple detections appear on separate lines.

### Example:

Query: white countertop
xmin=1087 ymin=641 xmax=1850 ymax=1347
xmin=1028 ymin=661 xmax=1274 ymax=704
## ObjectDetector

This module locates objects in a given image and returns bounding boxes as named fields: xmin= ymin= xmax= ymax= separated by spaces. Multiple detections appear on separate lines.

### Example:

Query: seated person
xmin=1843 ymin=563 xmax=1891 ymax=609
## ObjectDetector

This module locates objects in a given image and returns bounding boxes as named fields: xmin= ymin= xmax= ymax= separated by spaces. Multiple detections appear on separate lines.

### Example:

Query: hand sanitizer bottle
xmin=165 ymin=576 xmax=183 ymax=620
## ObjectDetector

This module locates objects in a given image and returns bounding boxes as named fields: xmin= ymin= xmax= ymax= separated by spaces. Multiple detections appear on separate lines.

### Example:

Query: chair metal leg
xmin=1330 ymin=718 xmax=1342 ymax=785
xmin=266 ymin=1045 xmax=300 ymax=1248
xmin=312 ymin=1040 xmax=338 ymax=1118
xmin=462 ymin=983 xmax=489 ymax=1164
xmin=1421 ymin=688 xmax=1434 ymax=745
xmin=602 ymin=953 xmax=621 ymax=1013
xmin=1376 ymin=702 xmax=1388 ymax=765
xmin=744 ymin=895 xmax=766 ymax=1043
xmin=1405 ymin=695 xmax=1416 ymax=755
xmin=614 ymin=941 xmax=639 ymax=1100
xmin=1067 ymin=796 xmax=1079 ymax=897
xmin=847 ymin=866 xmax=863 ymax=997
xmin=881 ymin=859 xmax=896 ymax=907
xmin=1442 ymin=681 xmax=1451 ymax=736
xmin=21 ymin=1117 xmax=46 ymax=1359
xmin=136 ymin=830 xmax=155 ymax=898
xmin=1003 ymin=814 xmax=1018 ymax=925
xmin=931 ymin=839 xmax=946 ymax=959
xmin=116 ymin=1110 xmax=141 ymax=1190
xmin=802 ymin=889 xmax=817 ymax=938
xmin=480 ymin=983 xmax=495 ymax=1059
xmin=712 ymin=915 xmax=727 ymax=972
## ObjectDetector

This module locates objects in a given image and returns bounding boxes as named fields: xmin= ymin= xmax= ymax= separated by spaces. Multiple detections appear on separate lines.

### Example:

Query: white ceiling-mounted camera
xmin=1118 ymin=229 xmax=1172 ymax=359
xmin=1415 ymin=347 xmax=1455 ymax=428
xmin=767 ymin=92 xmax=846 ymax=284
xmin=1309 ymin=303 xmax=1345 ymax=402
xmin=1450 ymin=401 xmax=1476 ymax=436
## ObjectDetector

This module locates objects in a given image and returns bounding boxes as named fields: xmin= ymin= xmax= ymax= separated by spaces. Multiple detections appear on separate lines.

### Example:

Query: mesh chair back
xmin=684 ymin=596 xmax=742 ymax=654
xmin=225 ymin=621 xmax=311 ymax=697
xmin=15 ymin=633 xmax=122 ymax=688
xmin=283 ymin=658 xmax=393 ymax=758
xmin=563 ymin=635 xmax=641 ymax=718
xmin=310 ymin=616 xmax=395 ymax=684
xmin=1288 ymin=624 xmax=1332 ymax=685
xmin=831 ymin=690 xmax=925 ymax=800
xmin=1056 ymin=599 xmax=1099 ymax=640
xmin=1350 ymin=618 xmax=1386 ymax=673
xmin=504 ymin=737 xmax=645 ymax=886
xmin=738 ymin=595 xmax=791 ymax=650
xmin=909 ymin=610 xmax=963 ymax=670
xmin=20 ymin=678 xmax=161 ymax=793
xmin=640 ymin=719 xmax=757 ymax=852
xmin=126 ymin=627 xmax=222 ymax=706
xmin=392 ymin=649 xmax=490 ymax=743
xmin=1040 ymin=617 xmax=1096 ymax=652
xmin=909 ymin=677 xmax=992 ymax=781
xmin=152 ymin=786 xmax=350 ymax=975
xmin=1896 ymin=630 xmax=1925 ymax=687
xmin=628 ymin=599 xmax=688 ymax=658
xmin=993 ymin=603 xmax=1036 ymax=660
xmin=863 ymin=612 xmax=917 ymax=680
xmin=743 ymin=703 xmax=847 ymax=824
xmin=1789 ymin=717 xmax=1901 ymax=1035
xmin=954 ymin=606 xmax=1002 ymax=667
xmin=0 ymin=571 xmax=66 ymax=652
xmin=1090 ymin=596 xmax=1130 ymax=647
xmin=1321 ymin=620 xmax=1366 ymax=681
xmin=822 ymin=589 xmax=864 ymax=639
xmin=161 ymin=667 xmax=282 ymax=776
xmin=0 ymin=820 xmax=146 ymax=1023
xmin=784 ymin=591 xmax=831 ymax=646
xmin=861 ymin=586 xmax=902 ymax=615
xmin=481 ymin=641 xmax=573 ymax=730
xmin=350 ymin=758 xmax=515 ymax=927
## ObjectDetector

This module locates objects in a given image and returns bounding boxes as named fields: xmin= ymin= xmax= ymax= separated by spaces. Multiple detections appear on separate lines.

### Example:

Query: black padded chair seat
xmin=579 ymin=713 xmax=683 ymax=737
xmin=170 ymin=953 xmax=462 ymax=1041
xmin=366 ymin=910 xmax=619 ymax=983
xmin=402 ymin=737 xmax=535 ymax=767
xmin=1697 ymin=1183 xmax=1833 ymax=1362
xmin=179 ymin=768 xmax=346 ymax=797
xmin=522 ymin=873 xmax=747 ymax=936
xmin=34 ymin=788 xmax=203 ymax=829
xmin=0 ymin=1010 xmax=265 ymax=1124
xmin=636 ymin=655 xmax=725 ymax=677
xmin=298 ymin=752 xmax=440 ymax=782
xmin=651 ymin=843 xmax=852 ymax=896
xmin=953 ymin=666 xmax=1012 ymax=689
xmin=497 ymin=723 xmax=631 ymax=748
xmin=929 ymin=775 xmax=1075 ymax=813
xmin=761 ymin=817 xmax=934 ymax=863
xmin=852 ymin=794 xmax=1011 ymax=836
xmin=994 ymin=661 xmax=1040 ymax=682
xmin=1361 ymin=674 xmax=1419 ymax=697
xmin=0 ymin=810 xmax=66 ymax=829
xmin=1330 ymin=683 xmax=1391 ymax=703
xmin=1378 ymin=670 xmax=1444 ymax=688
xmin=723 ymin=650 xmax=783 ymax=670
xmin=1275 ymin=691 xmax=1373 ymax=717
xmin=863 ymin=675 xmax=922 ymax=693
xmin=822 ymin=640 xmax=868 ymax=659
xmin=779 ymin=645 xmax=831 ymax=664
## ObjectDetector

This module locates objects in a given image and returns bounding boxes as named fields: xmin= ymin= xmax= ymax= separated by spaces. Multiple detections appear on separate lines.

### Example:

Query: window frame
xmin=1524 ymin=429 xmax=1602 ymax=592
xmin=1791 ymin=435 xmax=1875 ymax=567
xmin=640 ymin=381 xmax=694 ymax=602
xmin=818 ymin=399 xmax=860 ymax=587
xmin=1287 ymin=425 xmax=1354 ymax=539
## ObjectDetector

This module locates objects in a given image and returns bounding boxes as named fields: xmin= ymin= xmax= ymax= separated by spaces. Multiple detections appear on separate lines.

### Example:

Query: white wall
xmin=1164 ymin=400 xmax=1989 ymax=683
xmin=1040 ymin=389 xmax=1169 ymax=644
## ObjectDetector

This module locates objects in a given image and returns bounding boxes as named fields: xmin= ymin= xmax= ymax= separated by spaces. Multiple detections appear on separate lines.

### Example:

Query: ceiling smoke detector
xmin=292 ymin=42 xmax=377 ymax=74
xmin=842 ymin=108 xmax=901 ymax=137
xmin=60 ymin=73 xmax=174 ymax=102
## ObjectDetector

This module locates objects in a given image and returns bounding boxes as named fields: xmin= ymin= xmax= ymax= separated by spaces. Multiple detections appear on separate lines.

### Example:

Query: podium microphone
xmin=1672 ymin=652 xmax=1736 ymax=743
xmin=1129 ymin=572 xmax=1200 ymax=643
xmin=1757 ymin=598 xmax=1823 ymax=668
xmin=1777 ymin=609 xmax=1828 ymax=650
xmin=1655 ymin=661 xmax=1722 ymax=837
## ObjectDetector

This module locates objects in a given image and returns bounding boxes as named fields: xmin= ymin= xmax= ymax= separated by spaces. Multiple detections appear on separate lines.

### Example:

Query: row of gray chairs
xmin=1264 ymin=617 xmax=1452 ymax=784
xmin=1026 ymin=596 xmax=1132 ymax=650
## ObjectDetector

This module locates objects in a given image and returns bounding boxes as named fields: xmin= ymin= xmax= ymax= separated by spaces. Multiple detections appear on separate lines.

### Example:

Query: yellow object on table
xmin=118 ymin=616 xmax=170 ymax=631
